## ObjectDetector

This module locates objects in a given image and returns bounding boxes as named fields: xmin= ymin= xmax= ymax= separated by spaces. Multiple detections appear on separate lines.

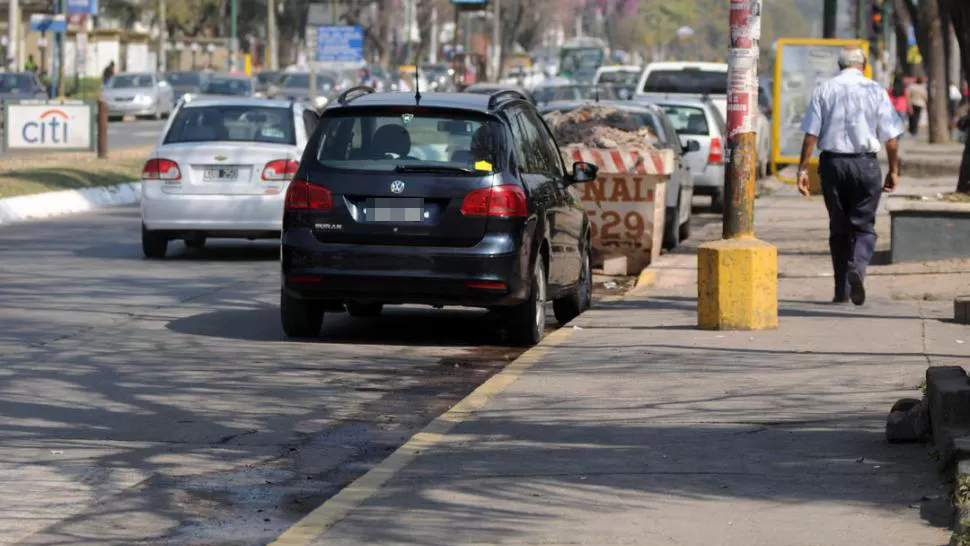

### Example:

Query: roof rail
xmin=337 ymin=85 xmax=375 ymax=106
xmin=487 ymin=89 xmax=528 ymax=109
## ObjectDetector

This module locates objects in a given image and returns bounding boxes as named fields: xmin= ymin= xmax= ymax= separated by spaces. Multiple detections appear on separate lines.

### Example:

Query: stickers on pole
xmin=727 ymin=0 xmax=762 ymax=139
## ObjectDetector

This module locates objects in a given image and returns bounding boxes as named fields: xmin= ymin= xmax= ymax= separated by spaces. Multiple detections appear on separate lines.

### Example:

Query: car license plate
xmin=203 ymin=167 xmax=238 ymax=181
xmin=365 ymin=198 xmax=424 ymax=222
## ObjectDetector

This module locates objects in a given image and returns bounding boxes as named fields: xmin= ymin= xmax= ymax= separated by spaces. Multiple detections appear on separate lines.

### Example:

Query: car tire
xmin=662 ymin=205 xmax=679 ymax=251
xmin=553 ymin=245 xmax=591 ymax=325
xmin=142 ymin=224 xmax=168 ymax=259
xmin=506 ymin=258 xmax=546 ymax=347
xmin=711 ymin=190 xmax=725 ymax=214
xmin=280 ymin=292 xmax=324 ymax=338
xmin=184 ymin=236 xmax=206 ymax=249
xmin=346 ymin=302 xmax=383 ymax=317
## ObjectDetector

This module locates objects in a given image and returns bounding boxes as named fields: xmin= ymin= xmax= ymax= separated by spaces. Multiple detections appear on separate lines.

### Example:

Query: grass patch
xmin=0 ymin=147 xmax=151 ymax=199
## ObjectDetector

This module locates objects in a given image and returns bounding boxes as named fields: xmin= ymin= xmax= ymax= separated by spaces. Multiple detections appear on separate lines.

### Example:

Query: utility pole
xmin=267 ymin=0 xmax=277 ymax=70
xmin=55 ymin=0 xmax=65 ymax=98
xmin=404 ymin=0 xmax=412 ymax=64
xmin=491 ymin=0 xmax=501 ymax=82
xmin=267 ymin=0 xmax=278 ymax=70
xmin=159 ymin=0 xmax=167 ymax=72
xmin=230 ymin=0 xmax=238 ymax=72
xmin=696 ymin=0 xmax=777 ymax=331
xmin=823 ymin=0 xmax=837 ymax=38
xmin=7 ymin=0 xmax=17 ymax=71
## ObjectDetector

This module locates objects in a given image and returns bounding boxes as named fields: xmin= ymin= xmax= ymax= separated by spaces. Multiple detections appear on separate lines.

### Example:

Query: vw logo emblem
xmin=390 ymin=180 xmax=406 ymax=194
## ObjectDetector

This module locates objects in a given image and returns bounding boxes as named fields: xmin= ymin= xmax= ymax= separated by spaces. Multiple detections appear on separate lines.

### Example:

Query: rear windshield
xmin=311 ymin=109 xmax=508 ymax=174
xmin=203 ymin=78 xmax=253 ymax=95
xmin=256 ymin=72 xmax=280 ymax=84
xmin=643 ymin=69 xmax=727 ymax=95
xmin=597 ymin=70 xmax=640 ymax=85
xmin=109 ymin=74 xmax=153 ymax=89
xmin=0 ymin=74 xmax=39 ymax=93
xmin=279 ymin=73 xmax=336 ymax=90
xmin=164 ymin=105 xmax=295 ymax=145
xmin=659 ymin=105 xmax=711 ymax=136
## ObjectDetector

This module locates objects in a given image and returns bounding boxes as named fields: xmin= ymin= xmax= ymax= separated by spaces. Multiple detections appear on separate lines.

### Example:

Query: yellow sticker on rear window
xmin=474 ymin=160 xmax=493 ymax=172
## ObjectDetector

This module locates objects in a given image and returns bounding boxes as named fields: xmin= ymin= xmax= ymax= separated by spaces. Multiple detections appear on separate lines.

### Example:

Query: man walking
xmin=796 ymin=47 xmax=903 ymax=305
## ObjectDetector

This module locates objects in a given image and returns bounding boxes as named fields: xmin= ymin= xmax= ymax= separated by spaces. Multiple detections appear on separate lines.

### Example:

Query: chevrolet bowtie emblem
xmin=214 ymin=155 xmax=227 ymax=161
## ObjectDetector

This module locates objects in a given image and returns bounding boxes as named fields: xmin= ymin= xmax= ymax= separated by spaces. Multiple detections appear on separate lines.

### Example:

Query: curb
xmin=0 ymin=181 xmax=142 ymax=227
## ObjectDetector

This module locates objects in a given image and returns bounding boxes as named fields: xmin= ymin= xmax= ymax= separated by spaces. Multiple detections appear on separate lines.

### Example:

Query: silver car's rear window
xmin=109 ymin=74 xmax=153 ymax=88
xmin=164 ymin=105 xmax=295 ymax=145
xmin=659 ymin=105 xmax=711 ymax=136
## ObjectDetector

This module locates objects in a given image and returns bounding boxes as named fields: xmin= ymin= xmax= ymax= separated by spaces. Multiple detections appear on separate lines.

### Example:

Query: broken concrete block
xmin=886 ymin=398 xmax=930 ymax=443
xmin=602 ymin=255 xmax=629 ymax=277
xmin=926 ymin=367 xmax=970 ymax=450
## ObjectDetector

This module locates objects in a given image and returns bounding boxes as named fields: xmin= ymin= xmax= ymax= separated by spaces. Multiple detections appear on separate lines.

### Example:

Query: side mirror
xmin=570 ymin=161 xmax=598 ymax=184
xmin=683 ymin=140 xmax=701 ymax=153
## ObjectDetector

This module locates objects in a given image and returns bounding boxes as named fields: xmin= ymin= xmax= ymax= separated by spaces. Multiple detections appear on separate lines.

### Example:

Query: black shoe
xmin=848 ymin=270 xmax=866 ymax=306
xmin=832 ymin=296 xmax=849 ymax=304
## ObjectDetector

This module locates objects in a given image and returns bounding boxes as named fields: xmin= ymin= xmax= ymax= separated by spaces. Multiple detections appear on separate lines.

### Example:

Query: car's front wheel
xmin=281 ymin=292 xmax=324 ymax=338
xmin=506 ymin=258 xmax=546 ymax=347
xmin=662 ymin=205 xmax=679 ymax=251
xmin=142 ymin=224 xmax=168 ymax=259
xmin=553 ymin=246 xmax=591 ymax=324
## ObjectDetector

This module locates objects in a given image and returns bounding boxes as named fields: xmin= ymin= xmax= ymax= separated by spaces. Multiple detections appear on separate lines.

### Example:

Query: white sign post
xmin=3 ymin=100 xmax=95 ymax=152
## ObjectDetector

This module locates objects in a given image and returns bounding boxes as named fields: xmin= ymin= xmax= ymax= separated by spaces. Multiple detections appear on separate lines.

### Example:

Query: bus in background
xmin=558 ymin=37 xmax=609 ymax=83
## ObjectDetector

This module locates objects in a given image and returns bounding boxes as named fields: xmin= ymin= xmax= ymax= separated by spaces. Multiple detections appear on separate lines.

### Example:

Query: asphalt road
xmin=0 ymin=119 xmax=165 ymax=157
xmin=0 ymin=206 xmax=543 ymax=545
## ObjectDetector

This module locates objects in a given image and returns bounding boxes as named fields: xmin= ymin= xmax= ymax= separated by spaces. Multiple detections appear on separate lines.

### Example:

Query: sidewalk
xmin=277 ymin=175 xmax=970 ymax=546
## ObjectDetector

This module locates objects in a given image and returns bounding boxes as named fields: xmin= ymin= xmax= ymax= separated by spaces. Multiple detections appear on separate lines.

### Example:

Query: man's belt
xmin=820 ymin=151 xmax=878 ymax=159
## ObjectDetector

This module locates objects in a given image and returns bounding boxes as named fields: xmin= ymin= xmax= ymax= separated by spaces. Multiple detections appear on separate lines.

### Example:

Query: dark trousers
xmin=818 ymin=153 xmax=882 ymax=301
xmin=909 ymin=105 xmax=923 ymax=135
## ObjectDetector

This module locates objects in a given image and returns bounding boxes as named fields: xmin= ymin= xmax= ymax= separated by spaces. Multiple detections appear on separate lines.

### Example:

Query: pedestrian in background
xmin=889 ymin=76 xmax=910 ymax=130
xmin=102 ymin=60 xmax=115 ymax=85
xmin=908 ymin=76 xmax=928 ymax=136
xmin=24 ymin=54 xmax=37 ymax=73
xmin=796 ymin=47 xmax=904 ymax=306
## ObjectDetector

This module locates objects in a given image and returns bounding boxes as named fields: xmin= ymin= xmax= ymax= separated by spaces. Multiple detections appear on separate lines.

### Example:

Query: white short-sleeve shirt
xmin=800 ymin=68 xmax=904 ymax=154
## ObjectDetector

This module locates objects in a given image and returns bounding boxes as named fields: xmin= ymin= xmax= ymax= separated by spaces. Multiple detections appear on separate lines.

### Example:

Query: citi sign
xmin=22 ymin=108 xmax=72 ymax=144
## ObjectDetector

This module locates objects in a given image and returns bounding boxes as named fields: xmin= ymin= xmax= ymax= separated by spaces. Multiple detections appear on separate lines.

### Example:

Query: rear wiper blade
xmin=394 ymin=164 xmax=475 ymax=174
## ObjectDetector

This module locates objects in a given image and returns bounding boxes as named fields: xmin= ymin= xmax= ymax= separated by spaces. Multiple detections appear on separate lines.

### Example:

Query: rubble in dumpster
xmin=544 ymin=104 xmax=659 ymax=149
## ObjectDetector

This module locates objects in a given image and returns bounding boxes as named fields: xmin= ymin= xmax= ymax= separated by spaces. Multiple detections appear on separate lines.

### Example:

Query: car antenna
xmin=414 ymin=67 xmax=422 ymax=105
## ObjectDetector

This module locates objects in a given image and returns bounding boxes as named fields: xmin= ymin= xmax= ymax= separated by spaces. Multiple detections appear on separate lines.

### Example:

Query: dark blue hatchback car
xmin=280 ymin=88 xmax=598 ymax=346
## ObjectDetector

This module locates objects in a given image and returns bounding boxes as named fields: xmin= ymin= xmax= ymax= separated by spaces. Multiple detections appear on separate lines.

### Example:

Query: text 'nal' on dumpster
xmin=544 ymin=104 xmax=675 ymax=275
xmin=565 ymin=146 xmax=673 ymax=273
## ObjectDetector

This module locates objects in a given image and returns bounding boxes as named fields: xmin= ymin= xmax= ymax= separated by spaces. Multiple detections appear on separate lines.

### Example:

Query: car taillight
xmin=460 ymin=185 xmax=528 ymax=217
xmin=708 ymin=137 xmax=724 ymax=164
xmin=285 ymin=179 xmax=332 ymax=211
xmin=262 ymin=159 xmax=300 ymax=181
xmin=142 ymin=158 xmax=181 ymax=180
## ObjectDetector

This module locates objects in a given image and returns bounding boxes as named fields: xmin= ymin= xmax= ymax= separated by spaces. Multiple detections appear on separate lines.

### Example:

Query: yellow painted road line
xmin=269 ymin=327 xmax=577 ymax=546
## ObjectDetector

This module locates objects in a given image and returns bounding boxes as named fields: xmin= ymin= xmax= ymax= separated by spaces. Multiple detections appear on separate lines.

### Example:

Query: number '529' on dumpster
xmin=563 ymin=145 xmax=675 ymax=275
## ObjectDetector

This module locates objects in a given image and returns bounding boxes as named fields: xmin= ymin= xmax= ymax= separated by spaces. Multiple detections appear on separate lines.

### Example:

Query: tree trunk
xmin=906 ymin=0 xmax=950 ymax=143
xmin=949 ymin=0 xmax=970 ymax=192
xmin=893 ymin=0 xmax=913 ymax=76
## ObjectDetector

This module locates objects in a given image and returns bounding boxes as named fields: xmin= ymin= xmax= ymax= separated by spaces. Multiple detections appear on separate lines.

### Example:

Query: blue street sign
xmin=29 ymin=14 xmax=67 ymax=33
xmin=315 ymin=25 xmax=364 ymax=63
xmin=66 ymin=0 xmax=98 ymax=15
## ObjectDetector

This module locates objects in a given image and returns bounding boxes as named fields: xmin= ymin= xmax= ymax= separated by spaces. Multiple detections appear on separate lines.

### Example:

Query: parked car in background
xmin=539 ymin=100 xmax=695 ymax=250
xmin=201 ymin=74 xmax=259 ymax=98
xmin=255 ymin=71 xmax=282 ymax=95
xmin=462 ymin=83 xmax=536 ymax=105
xmin=531 ymin=84 xmax=617 ymax=106
xmin=270 ymin=72 xmax=338 ymax=110
xmin=421 ymin=62 xmax=458 ymax=92
xmin=163 ymin=71 xmax=208 ymax=101
xmin=103 ymin=72 xmax=175 ymax=121
xmin=140 ymin=97 xmax=316 ymax=258
xmin=650 ymin=97 xmax=728 ymax=213
xmin=593 ymin=65 xmax=642 ymax=86
xmin=634 ymin=61 xmax=772 ymax=178
xmin=279 ymin=88 xmax=597 ymax=345
xmin=605 ymin=83 xmax=636 ymax=100
xmin=0 ymin=72 xmax=49 ymax=125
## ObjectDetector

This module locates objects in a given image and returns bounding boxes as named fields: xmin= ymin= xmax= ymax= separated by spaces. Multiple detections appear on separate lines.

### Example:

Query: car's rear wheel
xmin=711 ymin=190 xmax=725 ymax=214
xmin=553 ymin=246 xmax=591 ymax=324
xmin=679 ymin=217 xmax=691 ymax=242
xmin=281 ymin=292 xmax=324 ymax=338
xmin=506 ymin=258 xmax=546 ymax=347
xmin=662 ymin=205 xmax=679 ymax=251
xmin=142 ymin=224 xmax=168 ymax=259
xmin=184 ymin=235 xmax=206 ymax=249
xmin=346 ymin=302 xmax=383 ymax=317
